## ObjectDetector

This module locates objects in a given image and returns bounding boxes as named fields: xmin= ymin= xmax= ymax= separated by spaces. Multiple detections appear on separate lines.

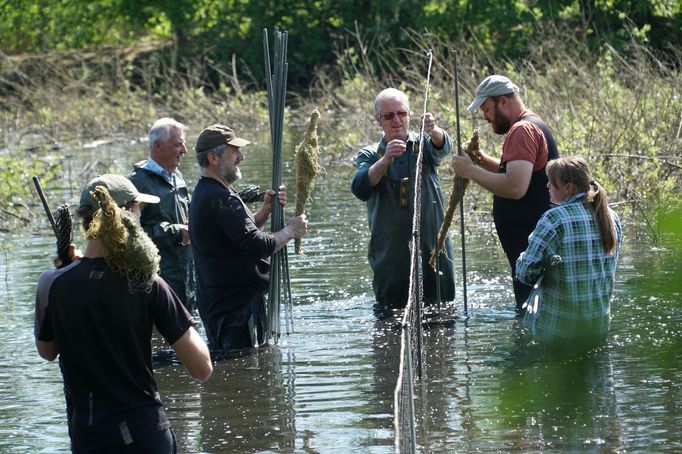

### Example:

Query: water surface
xmin=1 ymin=130 xmax=681 ymax=453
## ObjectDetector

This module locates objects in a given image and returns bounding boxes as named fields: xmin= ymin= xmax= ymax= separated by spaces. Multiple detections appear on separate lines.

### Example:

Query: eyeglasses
xmin=379 ymin=110 xmax=409 ymax=120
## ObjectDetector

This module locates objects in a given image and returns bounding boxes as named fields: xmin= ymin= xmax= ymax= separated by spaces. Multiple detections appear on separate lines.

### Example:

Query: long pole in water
xmin=433 ymin=200 xmax=441 ymax=311
xmin=415 ymin=48 xmax=434 ymax=380
xmin=453 ymin=51 xmax=469 ymax=317
xmin=32 ymin=176 xmax=58 ymax=236
xmin=264 ymin=28 xmax=292 ymax=342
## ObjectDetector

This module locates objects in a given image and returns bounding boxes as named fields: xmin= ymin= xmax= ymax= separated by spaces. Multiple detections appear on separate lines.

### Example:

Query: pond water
xmin=1 ymin=126 xmax=681 ymax=453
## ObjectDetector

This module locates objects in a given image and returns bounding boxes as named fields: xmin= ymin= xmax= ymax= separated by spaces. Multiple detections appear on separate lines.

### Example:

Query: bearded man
xmin=452 ymin=75 xmax=560 ymax=312
xmin=189 ymin=125 xmax=307 ymax=350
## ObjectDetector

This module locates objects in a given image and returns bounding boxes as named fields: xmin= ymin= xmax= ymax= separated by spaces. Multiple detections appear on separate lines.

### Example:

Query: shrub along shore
xmin=0 ymin=30 xmax=680 ymax=242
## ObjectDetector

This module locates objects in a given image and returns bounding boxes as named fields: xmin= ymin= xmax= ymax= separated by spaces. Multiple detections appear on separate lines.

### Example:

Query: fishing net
xmin=394 ymin=98 xmax=431 ymax=453
xmin=294 ymin=109 xmax=323 ymax=254
xmin=85 ymin=186 xmax=160 ymax=293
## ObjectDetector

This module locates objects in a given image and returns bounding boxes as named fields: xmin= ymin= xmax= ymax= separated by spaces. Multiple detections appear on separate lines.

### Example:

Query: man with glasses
xmin=351 ymin=88 xmax=455 ymax=317
xmin=452 ymin=75 xmax=559 ymax=313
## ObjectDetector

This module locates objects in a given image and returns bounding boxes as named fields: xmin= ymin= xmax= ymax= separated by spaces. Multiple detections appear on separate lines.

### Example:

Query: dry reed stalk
xmin=429 ymin=129 xmax=480 ymax=269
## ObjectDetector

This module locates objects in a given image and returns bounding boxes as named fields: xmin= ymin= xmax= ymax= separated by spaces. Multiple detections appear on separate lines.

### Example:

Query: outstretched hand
xmin=421 ymin=112 xmax=445 ymax=147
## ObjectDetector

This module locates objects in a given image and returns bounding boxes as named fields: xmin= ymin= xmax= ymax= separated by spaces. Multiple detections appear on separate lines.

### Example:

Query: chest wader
xmin=371 ymin=143 xmax=437 ymax=311
xmin=492 ymin=115 xmax=560 ymax=311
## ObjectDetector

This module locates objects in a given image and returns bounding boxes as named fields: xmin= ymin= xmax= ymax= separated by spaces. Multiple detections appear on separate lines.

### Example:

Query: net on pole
xmin=393 ymin=50 xmax=434 ymax=454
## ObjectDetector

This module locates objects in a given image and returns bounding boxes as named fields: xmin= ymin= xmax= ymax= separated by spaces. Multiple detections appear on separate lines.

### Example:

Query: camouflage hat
xmin=80 ymin=174 xmax=159 ymax=210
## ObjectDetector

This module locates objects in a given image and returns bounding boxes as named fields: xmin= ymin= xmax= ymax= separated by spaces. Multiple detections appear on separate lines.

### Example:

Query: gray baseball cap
xmin=80 ymin=174 xmax=160 ymax=210
xmin=467 ymin=75 xmax=520 ymax=112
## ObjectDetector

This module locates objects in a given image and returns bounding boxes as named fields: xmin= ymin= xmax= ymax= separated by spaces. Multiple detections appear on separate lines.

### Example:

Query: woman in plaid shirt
xmin=516 ymin=156 xmax=622 ymax=352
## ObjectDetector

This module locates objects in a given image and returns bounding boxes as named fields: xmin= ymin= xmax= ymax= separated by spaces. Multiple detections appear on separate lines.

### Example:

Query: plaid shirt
xmin=516 ymin=193 xmax=622 ymax=346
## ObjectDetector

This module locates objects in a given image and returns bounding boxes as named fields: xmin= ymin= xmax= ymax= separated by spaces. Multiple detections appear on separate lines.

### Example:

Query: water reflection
xmin=2 ymin=131 xmax=682 ymax=452
xmin=497 ymin=347 xmax=623 ymax=451
xmin=202 ymin=348 xmax=295 ymax=452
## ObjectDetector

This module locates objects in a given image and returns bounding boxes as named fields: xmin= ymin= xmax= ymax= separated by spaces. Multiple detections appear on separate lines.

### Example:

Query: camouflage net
xmin=429 ymin=129 xmax=481 ymax=270
xmin=84 ymin=186 xmax=160 ymax=293
xmin=294 ymin=109 xmax=323 ymax=255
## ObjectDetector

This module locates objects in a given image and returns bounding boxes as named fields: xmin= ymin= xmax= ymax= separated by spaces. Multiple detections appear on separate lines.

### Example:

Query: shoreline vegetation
xmin=1 ymin=28 xmax=680 ymax=244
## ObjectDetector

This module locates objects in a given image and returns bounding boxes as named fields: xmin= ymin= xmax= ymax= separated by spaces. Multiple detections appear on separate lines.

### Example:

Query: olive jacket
xmin=129 ymin=161 xmax=195 ymax=308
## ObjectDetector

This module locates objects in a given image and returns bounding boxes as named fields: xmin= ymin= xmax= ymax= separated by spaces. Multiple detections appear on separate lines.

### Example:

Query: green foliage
xmin=0 ymin=153 xmax=60 ymax=228
xmin=0 ymin=2 xmax=680 ymax=240
xmin=2 ymin=0 xmax=681 ymax=88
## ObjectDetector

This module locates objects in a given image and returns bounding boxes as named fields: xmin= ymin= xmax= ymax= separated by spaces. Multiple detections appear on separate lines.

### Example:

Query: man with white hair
xmin=130 ymin=117 xmax=196 ymax=311
xmin=452 ymin=75 xmax=560 ymax=312
xmin=351 ymin=88 xmax=456 ymax=317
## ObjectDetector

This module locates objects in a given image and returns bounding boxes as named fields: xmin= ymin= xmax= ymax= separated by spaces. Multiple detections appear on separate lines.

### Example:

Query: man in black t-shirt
xmin=35 ymin=174 xmax=212 ymax=453
xmin=190 ymin=125 xmax=307 ymax=350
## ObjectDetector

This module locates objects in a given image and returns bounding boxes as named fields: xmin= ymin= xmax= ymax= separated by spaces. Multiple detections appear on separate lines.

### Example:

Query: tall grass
xmin=1 ymin=30 xmax=680 ymax=241
xmin=315 ymin=27 xmax=682 ymax=243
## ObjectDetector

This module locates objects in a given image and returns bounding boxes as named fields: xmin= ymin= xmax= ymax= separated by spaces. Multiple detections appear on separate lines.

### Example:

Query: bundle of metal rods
xmin=263 ymin=28 xmax=293 ymax=343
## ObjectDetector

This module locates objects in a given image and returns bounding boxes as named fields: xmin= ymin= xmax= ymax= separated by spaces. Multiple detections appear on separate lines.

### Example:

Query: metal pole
xmin=453 ymin=51 xmax=469 ymax=318
xmin=32 ymin=176 xmax=58 ymax=236
xmin=433 ymin=200 xmax=441 ymax=311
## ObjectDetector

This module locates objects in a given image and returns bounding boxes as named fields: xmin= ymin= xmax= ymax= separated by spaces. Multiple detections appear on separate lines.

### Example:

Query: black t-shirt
xmin=34 ymin=257 xmax=194 ymax=444
xmin=189 ymin=177 xmax=276 ymax=327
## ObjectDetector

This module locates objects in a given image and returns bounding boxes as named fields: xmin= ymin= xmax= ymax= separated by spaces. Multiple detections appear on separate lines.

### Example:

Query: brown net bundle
xmin=294 ymin=109 xmax=323 ymax=255
xmin=85 ymin=186 xmax=160 ymax=293
xmin=55 ymin=204 xmax=73 ymax=268
xmin=429 ymin=129 xmax=481 ymax=270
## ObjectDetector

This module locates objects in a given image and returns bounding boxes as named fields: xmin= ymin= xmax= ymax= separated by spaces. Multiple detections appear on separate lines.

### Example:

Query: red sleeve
xmin=501 ymin=121 xmax=549 ymax=171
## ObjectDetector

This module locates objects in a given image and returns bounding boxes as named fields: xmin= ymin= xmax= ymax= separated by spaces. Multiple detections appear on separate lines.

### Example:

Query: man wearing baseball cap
xmin=35 ymin=173 xmax=212 ymax=451
xmin=190 ymin=124 xmax=308 ymax=350
xmin=452 ymin=75 xmax=560 ymax=313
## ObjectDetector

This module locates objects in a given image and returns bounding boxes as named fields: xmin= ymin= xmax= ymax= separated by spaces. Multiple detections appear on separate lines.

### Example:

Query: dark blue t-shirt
xmin=189 ymin=177 xmax=276 ymax=343
xmin=35 ymin=257 xmax=194 ymax=446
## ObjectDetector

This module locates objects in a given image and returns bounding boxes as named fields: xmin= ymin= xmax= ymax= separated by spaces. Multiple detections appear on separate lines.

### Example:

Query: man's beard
xmin=223 ymin=166 xmax=241 ymax=184
xmin=492 ymin=105 xmax=511 ymax=134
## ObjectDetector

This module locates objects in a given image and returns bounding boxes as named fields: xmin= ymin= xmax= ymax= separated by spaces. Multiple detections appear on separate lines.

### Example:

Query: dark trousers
xmin=214 ymin=292 xmax=267 ymax=350
xmin=72 ymin=427 xmax=176 ymax=454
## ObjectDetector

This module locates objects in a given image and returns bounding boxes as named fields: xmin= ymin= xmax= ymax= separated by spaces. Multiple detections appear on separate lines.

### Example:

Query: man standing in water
xmin=351 ymin=88 xmax=455 ymax=316
xmin=130 ymin=117 xmax=196 ymax=311
xmin=452 ymin=75 xmax=559 ymax=312
xmin=190 ymin=124 xmax=308 ymax=350
xmin=35 ymin=173 xmax=212 ymax=452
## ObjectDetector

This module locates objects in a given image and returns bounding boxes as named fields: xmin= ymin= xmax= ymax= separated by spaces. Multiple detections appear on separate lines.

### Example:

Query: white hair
xmin=374 ymin=88 xmax=409 ymax=114
xmin=148 ymin=117 xmax=186 ymax=149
